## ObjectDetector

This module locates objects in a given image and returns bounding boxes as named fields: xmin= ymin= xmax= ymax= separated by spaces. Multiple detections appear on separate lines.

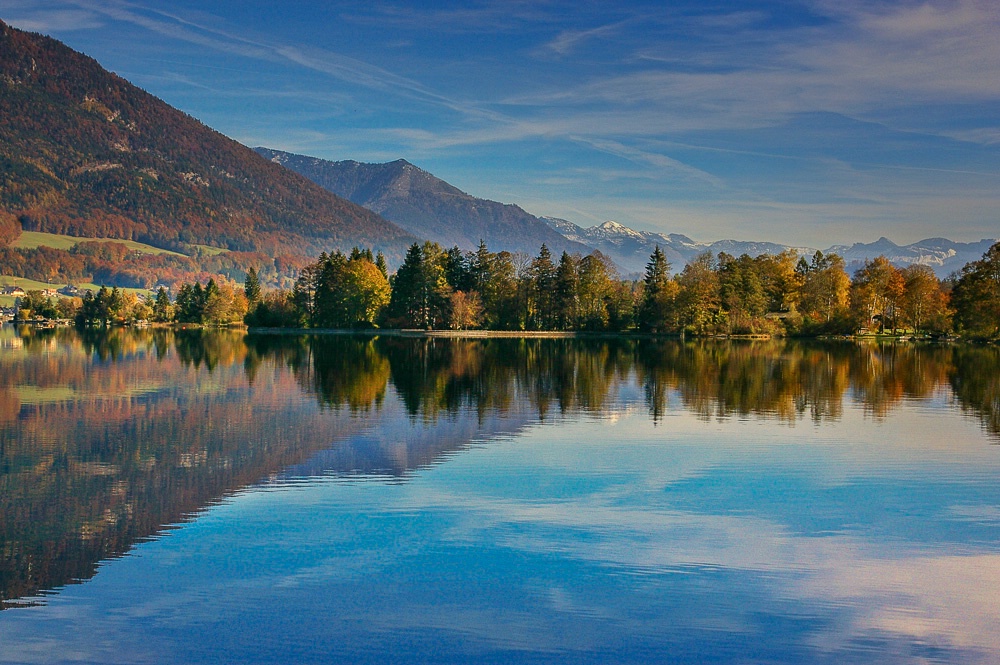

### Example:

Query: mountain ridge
xmin=254 ymin=148 xmax=594 ymax=258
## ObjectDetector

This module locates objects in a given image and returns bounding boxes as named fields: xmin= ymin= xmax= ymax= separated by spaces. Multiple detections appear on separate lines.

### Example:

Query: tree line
xmin=13 ymin=239 xmax=1000 ymax=339
xmin=238 ymin=239 xmax=1000 ymax=339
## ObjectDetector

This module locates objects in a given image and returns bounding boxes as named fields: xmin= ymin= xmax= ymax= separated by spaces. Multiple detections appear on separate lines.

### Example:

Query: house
xmin=1 ymin=286 xmax=26 ymax=297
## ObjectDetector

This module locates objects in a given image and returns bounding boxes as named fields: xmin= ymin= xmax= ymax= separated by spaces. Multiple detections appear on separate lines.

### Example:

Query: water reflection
xmin=0 ymin=327 xmax=371 ymax=607
xmin=1 ymin=328 xmax=999 ymax=613
xmin=275 ymin=335 xmax=997 ymax=436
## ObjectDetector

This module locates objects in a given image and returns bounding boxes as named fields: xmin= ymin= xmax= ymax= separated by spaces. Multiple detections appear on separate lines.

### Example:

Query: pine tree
xmin=384 ymin=243 xmax=449 ymax=328
xmin=638 ymin=246 xmax=673 ymax=332
xmin=529 ymin=244 xmax=557 ymax=329
xmin=244 ymin=267 xmax=261 ymax=306
xmin=153 ymin=286 xmax=171 ymax=322
xmin=553 ymin=252 xmax=580 ymax=330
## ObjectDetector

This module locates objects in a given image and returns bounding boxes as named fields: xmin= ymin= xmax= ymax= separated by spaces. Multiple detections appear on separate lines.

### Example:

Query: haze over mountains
xmin=0 ymin=20 xmax=414 ymax=260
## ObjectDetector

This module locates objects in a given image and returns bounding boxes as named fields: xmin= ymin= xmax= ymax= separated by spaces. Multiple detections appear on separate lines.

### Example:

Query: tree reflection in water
xmin=1 ymin=329 xmax=998 ymax=608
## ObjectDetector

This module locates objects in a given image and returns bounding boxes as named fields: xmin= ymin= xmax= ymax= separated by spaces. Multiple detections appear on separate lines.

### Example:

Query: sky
xmin=2 ymin=0 xmax=1000 ymax=248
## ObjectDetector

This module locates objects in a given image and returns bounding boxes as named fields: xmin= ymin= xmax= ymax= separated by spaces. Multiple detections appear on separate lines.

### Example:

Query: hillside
xmin=255 ymin=148 xmax=593 ymax=257
xmin=0 ymin=20 xmax=414 ymax=259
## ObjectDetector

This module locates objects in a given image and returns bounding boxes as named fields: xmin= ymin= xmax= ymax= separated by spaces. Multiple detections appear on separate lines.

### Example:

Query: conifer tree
xmin=529 ymin=244 xmax=557 ymax=329
xmin=553 ymin=252 xmax=580 ymax=330
xmin=638 ymin=246 xmax=675 ymax=332
xmin=244 ymin=267 xmax=261 ymax=307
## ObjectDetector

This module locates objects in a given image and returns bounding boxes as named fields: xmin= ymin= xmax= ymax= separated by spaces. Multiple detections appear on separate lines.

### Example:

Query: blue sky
xmin=2 ymin=0 xmax=999 ymax=247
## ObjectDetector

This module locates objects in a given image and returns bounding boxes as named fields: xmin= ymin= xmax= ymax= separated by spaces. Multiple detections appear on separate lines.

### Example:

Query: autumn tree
xmin=342 ymin=256 xmax=391 ymax=326
xmin=675 ymin=252 xmax=720 ymax=334
xmin=0 ymin=211 xmax=21 ymax=247
xmin=448 ymin=290 xmax=483 ymax=330
xmin=717 ymin=253 xmax=767 ymax=333
xmin=899 ymin=265 xmax=950 ymax=333
xmin=796 ymin=251 xmax=851 ymax=328
xmin=576 ymin=252 xmax=617 ymax=331
xmin=16 ymin=290 xmax=59 ymax=319
xmin=851 ymin=256 xmax=905 ymax=333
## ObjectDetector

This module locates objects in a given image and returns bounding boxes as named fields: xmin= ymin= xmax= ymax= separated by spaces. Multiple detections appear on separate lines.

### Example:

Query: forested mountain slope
xmin=0 ymin=20 xmax=414 ymax=259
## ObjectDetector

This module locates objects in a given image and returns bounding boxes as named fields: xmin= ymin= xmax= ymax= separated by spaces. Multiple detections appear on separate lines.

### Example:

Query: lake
xmin=1 ymin=328 xmax=999 ymax=664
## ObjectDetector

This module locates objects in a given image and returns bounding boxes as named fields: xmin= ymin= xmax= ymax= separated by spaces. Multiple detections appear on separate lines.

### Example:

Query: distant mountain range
xmin=540 ymin=218 xmax=808 ymax=276
xmin=826 ymin=237 xmax=998 ymax=277
xmin=0 ymin=20 xmax=414 ymax=259
xmin=542 ymin=217 xmax=996 ymax=278
xmin=257 ymin=147 xmax=994 ymax=279
xmin=253 ymin=148 xmax=593 ymax=257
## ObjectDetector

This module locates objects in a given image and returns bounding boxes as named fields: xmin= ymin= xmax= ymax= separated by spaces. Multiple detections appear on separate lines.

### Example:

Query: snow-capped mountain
xmin=829 ymin=237 xmax=998 ymax=277
xmin=543 ymin=218 xmax=996 ymax=278
xmin=542 ymin=217 xmax=812 ymax=276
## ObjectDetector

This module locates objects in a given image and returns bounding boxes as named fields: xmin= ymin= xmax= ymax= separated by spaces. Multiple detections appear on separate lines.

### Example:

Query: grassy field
xmin=3 ymin=232 xmax=228 ymax=307
xmin=13 ymin=231 xmax=191 ymax=257
xmin=190 ymin=244 xmax=229 ymax=256
xmin=0 ymin=275 xmax=151 ymax=307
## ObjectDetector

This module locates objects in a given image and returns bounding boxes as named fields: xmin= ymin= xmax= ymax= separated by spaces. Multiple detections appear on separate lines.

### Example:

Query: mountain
xmin=542 ymin=218 xmax=996 ymax=278
xmin=254 ymin=148 xmax=593 ymax=257
xmin=827 ymin=237 xmax=998 ymax=278
xmin=0 ymin=21 xmax=414 ymax=259
xmin=542 ymin=217 xmax=813 ymax=276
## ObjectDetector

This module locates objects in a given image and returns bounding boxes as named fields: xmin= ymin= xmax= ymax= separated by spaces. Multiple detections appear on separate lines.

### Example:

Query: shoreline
xmin=244 ymin=327 xmax=973 ymax=343
xmin=4 ymin=321 xmax=982 ymax=343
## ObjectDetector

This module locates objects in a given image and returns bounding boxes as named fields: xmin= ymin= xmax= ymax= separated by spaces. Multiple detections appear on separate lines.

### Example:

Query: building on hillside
xmin=1 ymin=286 xmax=26 ymax=297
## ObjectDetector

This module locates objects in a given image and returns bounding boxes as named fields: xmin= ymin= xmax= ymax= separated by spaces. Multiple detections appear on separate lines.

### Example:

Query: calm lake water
xmin=1 ymin=327 xmax=999 ymax=664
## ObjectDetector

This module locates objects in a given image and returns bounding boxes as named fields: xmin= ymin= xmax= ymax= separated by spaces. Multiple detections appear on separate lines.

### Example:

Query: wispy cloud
xmin=339 ymin=1 xmax=561 ymax=34
xmin=508 ymin=0 xmax=1000 ymax=133
xmin=541 ymin=17 xmax=638 ymax=57
xmin=574 ymin=137 xmax=724 ymax=187
xmin=61 ymin=0 xmax=507 ymax=126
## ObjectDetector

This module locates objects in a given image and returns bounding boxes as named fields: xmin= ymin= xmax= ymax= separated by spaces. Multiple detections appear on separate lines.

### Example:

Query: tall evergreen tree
xmin=553 ymin=252 xmax=580 ymax=330
xmin=384 ymin=243 xmax=450 ymax=328
xmin=312 ymin=252 xmax=349 ymax=328
xmin=638 ymin=246 xmax=675 ymax=332
xmin=244 ymin=267 xmax=261 ymax=307
xmin=152 ymin=286 xmax=172 ymax=322
xmin=375 ymin=252 xmax=388 ymax=279
xmin=529 ymin=244 xmax=557 ymax=329
xmin=442 ymin=245 xmax=473 ymax=292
